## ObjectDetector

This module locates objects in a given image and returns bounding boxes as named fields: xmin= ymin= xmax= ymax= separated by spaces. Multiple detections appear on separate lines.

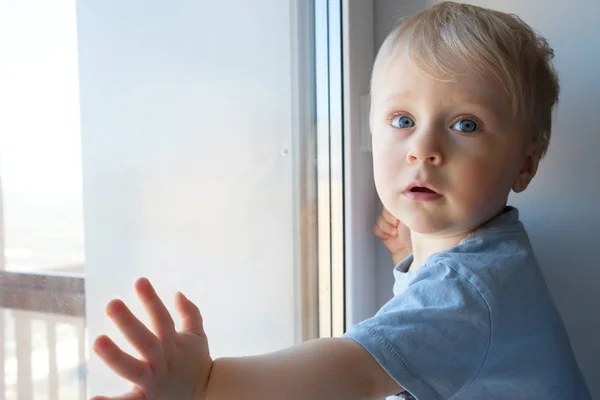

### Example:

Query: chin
xmin=396 ymin=208 xmax=471 ymax=237
xmin=406 ymin=217 xmax=451 ymax=235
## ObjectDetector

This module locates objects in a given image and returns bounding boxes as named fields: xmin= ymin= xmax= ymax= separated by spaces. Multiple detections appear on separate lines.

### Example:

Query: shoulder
xmin=345 ymin=259 xmax=493 ymax=399
xmin=426 ymin=210 xmax=544 ymax=306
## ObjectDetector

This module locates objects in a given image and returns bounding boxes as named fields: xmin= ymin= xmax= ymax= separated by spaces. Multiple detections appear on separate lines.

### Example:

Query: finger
xmin=175 ymin=292 xmax=205 ymax=336
xmin=373 ymin=224 xmax=395 ymax=240
xmin=134 ymin=278 xmax=176 ymax=341
xmin=93 ymin=334 xmax=151 ymax=387
xmin=91 ymin=395 xmax=144 ymax=400
xmin=90 ymin=391 xmax=146 ymax=400
xmin=376 ymin=216 xmax=398 ymax=236
xmin=106 ymin=299 xmax=165 ymax=370
xmin=382 ymin=208 xmax=400 ymax=225
xmin=373 ymin=222 xmax=389 ymax=239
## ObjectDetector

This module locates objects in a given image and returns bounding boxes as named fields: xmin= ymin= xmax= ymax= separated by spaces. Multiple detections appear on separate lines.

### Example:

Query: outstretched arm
xmin=91 ymin=278 xmax=402 ymax=400
xmin=205 ymin=337 xmax=401 ymax=400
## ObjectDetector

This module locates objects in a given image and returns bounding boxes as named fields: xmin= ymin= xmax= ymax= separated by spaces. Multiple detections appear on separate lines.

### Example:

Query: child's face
xmin=371 ymin=50 xmax=535 ymax=237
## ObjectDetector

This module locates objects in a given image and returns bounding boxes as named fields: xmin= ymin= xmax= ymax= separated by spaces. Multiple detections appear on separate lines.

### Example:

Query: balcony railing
xmin=0 ymin=270 xmax=86 ymax=400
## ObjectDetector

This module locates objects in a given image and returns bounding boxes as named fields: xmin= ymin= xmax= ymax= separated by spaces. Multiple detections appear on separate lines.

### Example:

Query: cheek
xmin=372 ymin=143 xmax=402 ymax=193
xmin=372 ymin=129 xmax=404 ymax=177
xmin=454 ymin=156 xmax=514 ymax=211
xmin=373 ymin=152 xmax=393 ymax=198
xmin=372 ymin=155 xmax=404 ymax=218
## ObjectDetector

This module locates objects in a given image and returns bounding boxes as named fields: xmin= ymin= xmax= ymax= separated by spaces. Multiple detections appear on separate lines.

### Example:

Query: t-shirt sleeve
xmin=343 ymin=261 xmax=491 ymax=400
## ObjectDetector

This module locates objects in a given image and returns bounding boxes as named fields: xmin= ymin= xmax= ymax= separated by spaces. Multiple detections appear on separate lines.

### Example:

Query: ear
xmin=512 ymin=145 xmax=542 ymax=193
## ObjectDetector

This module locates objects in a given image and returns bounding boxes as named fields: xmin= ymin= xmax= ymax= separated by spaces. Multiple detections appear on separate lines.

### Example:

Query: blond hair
xmin=372 ymin=1 xmax=559 ymax=157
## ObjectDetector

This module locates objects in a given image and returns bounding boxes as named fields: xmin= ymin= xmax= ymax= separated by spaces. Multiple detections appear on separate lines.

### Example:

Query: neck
xmin=409 ymin=231 xmax=469 ymax=271
xmin=408 ymin=205 xmax=510 ymax=271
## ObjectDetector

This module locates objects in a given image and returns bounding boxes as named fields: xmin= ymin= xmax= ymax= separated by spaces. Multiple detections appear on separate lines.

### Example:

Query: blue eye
xmin=452 ymin=119 xmax=478 ymax=133
xmin=391 ymin=116 xmax=415 ymax=129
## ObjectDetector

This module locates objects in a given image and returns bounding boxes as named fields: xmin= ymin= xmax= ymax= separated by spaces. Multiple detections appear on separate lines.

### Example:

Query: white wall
xmin=77 ymin=1 xmax=313 ymax=396
xmin=373 ymin=0 xmax=600 ymax=396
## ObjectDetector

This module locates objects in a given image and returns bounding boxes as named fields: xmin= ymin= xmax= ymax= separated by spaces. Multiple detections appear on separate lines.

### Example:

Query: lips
xmin=409 ymin=186 xmax=436 ymax=193
xmin=403 ymin=182 xmax=442 ymax=201
xmin=404 ymin=182 xmax=438 ymax=194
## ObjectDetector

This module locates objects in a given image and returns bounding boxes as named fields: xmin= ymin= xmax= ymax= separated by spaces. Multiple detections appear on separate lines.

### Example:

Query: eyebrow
xmin=381 ymin=92 xmax=496 ymax=109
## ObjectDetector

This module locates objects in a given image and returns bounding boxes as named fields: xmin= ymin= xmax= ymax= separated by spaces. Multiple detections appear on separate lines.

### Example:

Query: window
xmin=1 ymin=0 xmax=343 ymax=398
xmin=0 ymin=0 xmax=86 ymax=398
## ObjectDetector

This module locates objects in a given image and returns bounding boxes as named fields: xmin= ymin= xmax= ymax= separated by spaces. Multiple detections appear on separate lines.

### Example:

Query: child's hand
xmin=90 ymin=278 xmax=212 ymax=400
xmin=373 ymin=207 xmax=412 ymax=265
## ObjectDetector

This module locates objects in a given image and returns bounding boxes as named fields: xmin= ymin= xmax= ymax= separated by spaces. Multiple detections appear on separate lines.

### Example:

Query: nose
xmin=406 ymin=129 xmax=444 ymax=166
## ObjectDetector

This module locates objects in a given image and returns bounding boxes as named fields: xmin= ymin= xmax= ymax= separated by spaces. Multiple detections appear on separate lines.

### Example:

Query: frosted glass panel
xmin=77 ymin=0 xmax=318 ymax=396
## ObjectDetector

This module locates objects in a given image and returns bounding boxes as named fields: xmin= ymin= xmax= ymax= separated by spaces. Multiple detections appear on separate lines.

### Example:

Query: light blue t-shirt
xmin=343 ymin=207 xmax=590 ymax=399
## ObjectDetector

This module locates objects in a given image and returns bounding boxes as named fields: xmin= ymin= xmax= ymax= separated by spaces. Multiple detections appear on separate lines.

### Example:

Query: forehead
xmin=372 ymin=47 xmax=510 ymax=113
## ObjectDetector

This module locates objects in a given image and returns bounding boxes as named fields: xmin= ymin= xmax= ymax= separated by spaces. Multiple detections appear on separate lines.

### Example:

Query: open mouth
xmin=404 ymin=182 xmax=442 ymax=201
xmin=410 ymin=186 xmax=437 ymax=194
